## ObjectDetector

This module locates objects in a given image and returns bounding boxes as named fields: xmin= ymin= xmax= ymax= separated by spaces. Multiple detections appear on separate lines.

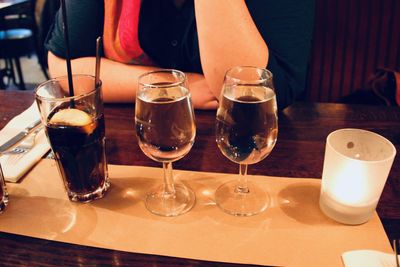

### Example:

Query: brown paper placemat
xmin=0 ymin=159 xmax=392 ymax=267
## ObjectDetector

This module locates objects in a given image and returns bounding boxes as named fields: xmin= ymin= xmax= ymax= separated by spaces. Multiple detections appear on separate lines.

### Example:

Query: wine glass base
xmin=145 ymin=183 xmax=196 ymax=217
xmin=215 ymin=180 xmax=270 ymax=216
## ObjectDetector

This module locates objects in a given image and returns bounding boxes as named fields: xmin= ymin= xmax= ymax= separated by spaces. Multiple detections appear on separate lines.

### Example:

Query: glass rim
xmin=225 ymin=66 xmax=273 ymax=83
xmin=327 ymin=128 xmax=396 ymax=163
xmin=138 ymin=69 xmax=186 ymax=88
xmin=35 ymin=74 xmax=101 ymax=102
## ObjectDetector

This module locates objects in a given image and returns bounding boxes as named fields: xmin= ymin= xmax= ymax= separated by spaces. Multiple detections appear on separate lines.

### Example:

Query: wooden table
xmin=0 ymin=90 xmax=399 ymax=266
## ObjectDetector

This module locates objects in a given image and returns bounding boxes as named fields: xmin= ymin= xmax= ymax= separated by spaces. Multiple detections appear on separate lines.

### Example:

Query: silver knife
xmin=0 ymin=119 xmax=42 ymax=153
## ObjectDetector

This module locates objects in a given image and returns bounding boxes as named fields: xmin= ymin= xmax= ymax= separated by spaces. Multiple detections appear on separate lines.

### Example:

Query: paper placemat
xmin=0 ymin=159 xmax=392 ymax=267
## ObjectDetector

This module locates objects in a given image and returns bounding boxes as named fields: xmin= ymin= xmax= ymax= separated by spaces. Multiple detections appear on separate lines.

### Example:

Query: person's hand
xmin=187 ymin=73 xmax=218 ymax=109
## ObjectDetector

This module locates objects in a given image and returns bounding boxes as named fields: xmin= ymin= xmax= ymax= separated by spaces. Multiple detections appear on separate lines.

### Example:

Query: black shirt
xmin=45 ymin=0 xmax=315 ymax=109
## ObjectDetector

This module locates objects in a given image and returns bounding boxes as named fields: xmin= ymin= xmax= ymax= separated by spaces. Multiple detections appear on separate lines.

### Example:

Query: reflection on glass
xmin=0 ymin=162 xmax=8 ymax=213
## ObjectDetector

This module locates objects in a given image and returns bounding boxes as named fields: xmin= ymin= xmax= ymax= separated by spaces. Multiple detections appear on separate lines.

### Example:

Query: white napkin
xmin=342 ymin=250 xmax=399 ymax=267
xmin=0 ymin=102 xmax=50 ymax=182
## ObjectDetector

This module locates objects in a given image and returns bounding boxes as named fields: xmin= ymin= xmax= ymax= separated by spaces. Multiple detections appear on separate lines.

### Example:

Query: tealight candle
xmin=319 ymin=129 xmax=396 ymax=225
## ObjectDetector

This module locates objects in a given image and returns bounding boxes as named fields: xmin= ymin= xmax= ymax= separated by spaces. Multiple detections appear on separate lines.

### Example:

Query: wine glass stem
xmin=162 ymin=162 xmax=176 ymax=196
xmin=235 ymin=164 xmax=249 ymax=194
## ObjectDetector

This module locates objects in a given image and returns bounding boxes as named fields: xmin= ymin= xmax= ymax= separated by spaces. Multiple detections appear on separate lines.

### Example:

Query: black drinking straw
xmin=60 ymin=0 xmax=75 ymax=106
xmin=95 ymin=36 xmax=102 ymax=87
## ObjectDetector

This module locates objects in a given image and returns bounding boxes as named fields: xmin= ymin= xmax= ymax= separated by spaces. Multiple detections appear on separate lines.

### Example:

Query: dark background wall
xmin=306 ymin=0 xmax=400 ymax=103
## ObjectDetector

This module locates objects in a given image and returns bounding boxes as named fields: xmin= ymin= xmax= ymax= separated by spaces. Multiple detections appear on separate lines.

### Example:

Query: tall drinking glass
xmin=135 ymin=69 xmax=196 ymax=216
xmin=35 ymin=75 xmax=110 ymax=202
xmin=215 ymin=66 xmax=278 ymax=216
xmin=0 ymin=163 xmax=8 ymax=213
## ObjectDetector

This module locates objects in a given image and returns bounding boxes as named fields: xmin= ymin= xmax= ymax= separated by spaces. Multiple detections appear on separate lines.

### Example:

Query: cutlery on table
xmin=3 ymin=126 xmax=43 ymax=164
xmin=0 ymin=119 xmax=41 ymax=153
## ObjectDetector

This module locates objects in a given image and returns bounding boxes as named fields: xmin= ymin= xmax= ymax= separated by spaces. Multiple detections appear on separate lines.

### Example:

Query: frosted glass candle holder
xmin=319 ymin=129 xmax=396 ymax=225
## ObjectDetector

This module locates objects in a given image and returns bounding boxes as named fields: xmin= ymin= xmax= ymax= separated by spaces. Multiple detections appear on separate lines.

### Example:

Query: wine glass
xmin=135 ymin=69 xmax=196 ymax=216
xmin=215 ymin=66 xmax=278 ymax=216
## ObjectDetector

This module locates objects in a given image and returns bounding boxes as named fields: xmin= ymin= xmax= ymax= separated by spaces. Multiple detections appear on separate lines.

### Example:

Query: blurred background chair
xmin=0 ymin=0 xmax=52 ymax=90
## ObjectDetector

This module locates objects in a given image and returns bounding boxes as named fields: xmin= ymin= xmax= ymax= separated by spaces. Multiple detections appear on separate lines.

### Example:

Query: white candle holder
xmin=319 ymin=129 xmax=396 ymax=225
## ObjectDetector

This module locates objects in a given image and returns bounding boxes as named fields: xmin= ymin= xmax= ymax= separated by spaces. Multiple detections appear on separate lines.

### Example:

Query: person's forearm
xmin=48 ymin=51 xmax=154 ymax=103
xmin=47 ymin=52 xmax=218 ymax=109
xmin=194 ymin=0 xmax=269 ymax=98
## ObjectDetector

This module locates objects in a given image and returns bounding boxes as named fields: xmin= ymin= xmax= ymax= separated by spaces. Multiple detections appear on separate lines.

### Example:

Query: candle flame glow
xmin=329 ymin=161 xmax=369 ymax=205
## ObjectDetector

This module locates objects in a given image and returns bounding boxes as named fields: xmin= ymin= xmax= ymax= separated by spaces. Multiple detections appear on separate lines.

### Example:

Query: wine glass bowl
xmin=215 ymin=66 xmax=278 ymax=216
xmin=135 ymin=69 xmax=196 ymax=216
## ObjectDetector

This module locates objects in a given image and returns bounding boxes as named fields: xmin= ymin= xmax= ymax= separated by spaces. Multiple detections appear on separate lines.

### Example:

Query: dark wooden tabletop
xmin=0 ymin=90 xmax=399 ymax=266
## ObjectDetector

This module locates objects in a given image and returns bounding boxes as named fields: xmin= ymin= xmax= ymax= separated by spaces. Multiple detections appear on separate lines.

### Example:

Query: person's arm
xmin=48 ymin=52 xmax=218 ymax=109
xmin=194 ymin=0 xmax=269 ymax=99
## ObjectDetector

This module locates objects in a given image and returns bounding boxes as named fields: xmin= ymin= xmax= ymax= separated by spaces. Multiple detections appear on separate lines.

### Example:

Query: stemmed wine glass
xmin=215 ymin=66 xmax=278 ymax=216
xmin=135 ymin=69 xmax=196 ymax=216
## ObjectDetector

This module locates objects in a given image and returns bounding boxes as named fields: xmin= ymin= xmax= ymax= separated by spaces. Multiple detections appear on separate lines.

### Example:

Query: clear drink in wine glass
xmin=215 ymin=66 xmax=278 ymax=216
xmin=135 ymin=69 xmax=196 ymax=216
